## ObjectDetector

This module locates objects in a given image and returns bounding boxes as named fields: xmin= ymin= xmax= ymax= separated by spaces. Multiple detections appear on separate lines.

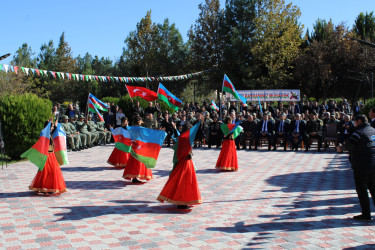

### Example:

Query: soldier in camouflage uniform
xmin=144 ymin=113 xmax=159 ymax=129
xmin=69 ymin=116 xmax=87 ymax=149
xmin=61 ymin=115 xmax=81 ymax=151
xmin=76 ymin=115 xmax=96 ymax=147
xmin=305 ymin=112 xmax=323 ymax=152
xmin=96 ymin=119 xmax=111 ymax=144
xmin=87 ymin=115 xmax=102 ymax=145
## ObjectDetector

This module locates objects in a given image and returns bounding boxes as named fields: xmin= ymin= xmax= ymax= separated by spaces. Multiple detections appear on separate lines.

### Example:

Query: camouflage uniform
xmin=69 ymin=117 xmax=87 ymax=148
xmin=96 ymin=121 xmax=111 ymax=144
xmin=87 ymin=119 xmax=101 ymax=144
xmin=143 ymin=118 xmax=159 ymax=129
xmin=76 ymin=116 xmax=96 ymax=146
xmin=61 ymin=116 xmax=81 ymax=150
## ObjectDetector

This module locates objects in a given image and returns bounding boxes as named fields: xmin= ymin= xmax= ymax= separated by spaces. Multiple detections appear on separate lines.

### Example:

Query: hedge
xmin=361 ymin=98 xmax=375 ymax=117
xmin=0 ymin=93 xmax=52 ymax=160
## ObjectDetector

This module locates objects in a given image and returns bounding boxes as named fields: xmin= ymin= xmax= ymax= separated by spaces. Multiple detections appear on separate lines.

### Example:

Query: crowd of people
xmin=51 ymin=98 xmax=368 ymax=153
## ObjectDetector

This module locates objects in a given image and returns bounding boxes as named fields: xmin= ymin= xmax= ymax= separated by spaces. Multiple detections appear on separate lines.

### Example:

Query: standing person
xmin=340 ymin=115 xmax=375 ymax=222
xmin=157 ymin=122 xmax=202 ymax=209
xmin=215 ymin=116 xmax=242 ymax=171
xmin=122 ymin=117 xmax=153 ymax=183
xmin=369 ymin=107 xmax=375 ymax=128
xmin=108 ymin=117 xmax=131 ymax=169
xmin=116 ymin=109 xmax=126 ymax=128
xmin=22 ymin=118 xmax=67 ymax=196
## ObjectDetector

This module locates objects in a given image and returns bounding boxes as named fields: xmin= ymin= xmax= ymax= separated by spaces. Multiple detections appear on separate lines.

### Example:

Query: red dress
xmin=122 ymin=155 xmax=153 ymax=181
xmin=107 ymin=148 xmax=130 ymax=169
xmin=29 ymin=152 xmax=67 ymax=193
xmin=215 ymin=138 xmax=238 ymax=171
xmin=157 ymin=156 xmax=202 ymax=205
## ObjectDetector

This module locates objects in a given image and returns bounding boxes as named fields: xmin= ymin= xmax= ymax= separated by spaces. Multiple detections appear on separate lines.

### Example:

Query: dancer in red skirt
xmin=158 ymin=121 xmax=202 ymax=209
xmin=123 ymin=117 xmax=153 ymax=183
xmin=25 ymin=118 xmax=67 ymax=196
xmin=108 ymin=118 xmax=131 ymax=169
xmin=215 ymin=116 xmax=242 ymax=171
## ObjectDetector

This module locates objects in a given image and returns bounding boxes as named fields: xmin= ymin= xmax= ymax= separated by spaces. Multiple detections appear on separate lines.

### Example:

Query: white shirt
xmin=116 ymin=113 xmax=125 ymax=126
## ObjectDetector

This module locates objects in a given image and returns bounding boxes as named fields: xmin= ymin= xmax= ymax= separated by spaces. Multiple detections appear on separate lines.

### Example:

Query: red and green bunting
xmin=0 ymin=63 xmax=209 ymax=83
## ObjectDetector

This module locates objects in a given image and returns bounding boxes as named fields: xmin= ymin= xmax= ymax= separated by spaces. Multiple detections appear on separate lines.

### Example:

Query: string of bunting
xmin=0 ymin=64 xmax=211 ymax=83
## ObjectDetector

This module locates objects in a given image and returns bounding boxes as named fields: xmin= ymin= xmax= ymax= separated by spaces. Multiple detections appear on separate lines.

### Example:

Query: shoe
xmin=132 ymin=178 xmax=142 ymax=183
xmin=177 ymin=205 xmax=189 ymax=209
xmin=272 ymin=147 xmax=276 ymax=151
xmin=267 ymin=147 xmax=271 ymax=151
xmin=353 ymin=214 xmax=372 ymax=222
xmin=77 ymin=148 xmax=81 ymax=151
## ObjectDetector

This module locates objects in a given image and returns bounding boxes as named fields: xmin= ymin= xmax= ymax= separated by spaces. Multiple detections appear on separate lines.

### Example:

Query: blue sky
xmin=1 ymin=0 xmax=374 ymax=66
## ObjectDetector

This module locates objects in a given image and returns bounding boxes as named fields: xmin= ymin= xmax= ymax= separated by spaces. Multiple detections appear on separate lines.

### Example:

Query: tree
xmin=38 ymin=40 xmax=55 ymax=70
xmin=252 ymin=0 xmax=303 ymax=89
xmin=119 ymin=10 xmax=159 ymax=78
xmin=354 ymin=12 xmax=375 ymax=42
xmin=11 ymin=43 xmax=36 ymax=67
xmin=55 ymin=32 xmax=76 ymax=72
xmin=187 ymin=0 xmax=223 ymax=98
xmin=308 ymin=19 xmax=334 ymax=43
xmin=220 ymin=0 xmax=258 ymax=89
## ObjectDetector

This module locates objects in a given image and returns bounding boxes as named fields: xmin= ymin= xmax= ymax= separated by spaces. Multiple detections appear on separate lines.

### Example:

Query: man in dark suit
xmin=241 ymin=114 xmax=258 ymax=150
xmin=272 ymin=113 xmax=289 ymax=151
xmin=338 ymin=114 xmax=355 ymax=145
xmin=254 ymin=112 xmax=274 ymax=151
xmin=289 ymin=113 xmax=305 ymax=151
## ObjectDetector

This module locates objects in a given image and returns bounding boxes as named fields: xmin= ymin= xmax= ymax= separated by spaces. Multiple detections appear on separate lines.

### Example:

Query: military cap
xmin=74 ymin=114 xmax=79 ymax=118
xmin=80 ymin=115 xmax=85 ymax=119
xmin=63 ymin=115 xmax=69 ymax=120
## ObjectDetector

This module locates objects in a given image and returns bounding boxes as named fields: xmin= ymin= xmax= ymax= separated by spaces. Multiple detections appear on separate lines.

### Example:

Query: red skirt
xmin=122 ymin=155 xmax=153 ymax=181
xmin=215 ymin=139 xmax=238 ymax=171
xmin=157 ymin=158 xmax=202 ymax=205
xmin=29 ymin=152 xmax=67 ymax=193
xmin=107 ymin=148 xmax=130 ymax=169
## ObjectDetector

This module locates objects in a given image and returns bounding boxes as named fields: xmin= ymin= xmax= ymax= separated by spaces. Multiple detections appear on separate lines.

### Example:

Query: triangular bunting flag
xmin=14 ymin=66 xmax=19 ymax=74
xmin=25 ymin=68 xmax=29 ymax=75
xmin=43 ymin=70 xmax=48 ymax=76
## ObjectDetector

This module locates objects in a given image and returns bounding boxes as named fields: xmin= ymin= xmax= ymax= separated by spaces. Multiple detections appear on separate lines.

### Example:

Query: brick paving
xmin=1 ymin=144 xmax=375 ymax=249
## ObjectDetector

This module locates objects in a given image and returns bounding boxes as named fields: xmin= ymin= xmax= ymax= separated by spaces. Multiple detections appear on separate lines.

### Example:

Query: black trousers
xmin=353 ymin=169 xmax=375 ymax=217
xmin=273 ymin=133 xmax=288 ymax=148
xmin=304 ymin=134 xmax=322 ymax=149
xmin=255 ymin=132 xmax=272 ymax=149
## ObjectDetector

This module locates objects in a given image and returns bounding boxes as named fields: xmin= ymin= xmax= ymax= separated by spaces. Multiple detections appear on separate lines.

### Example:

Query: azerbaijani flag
xmin=88 ymin=99 xmax=104 ymax=122
xmin=128 ymin=126 xmax=167 ymax=169
xmin=157 ymin=83 xmax=182 ymax=111
xmin=53 ymin=123 xmax=69 ymax=166
xmin=221 ymin=121 xmax=243 ymax=139
xmin=222 ymin=74 xmax=247 ymax=107
xmin=88 ymin=93 xmax=109 ymax=111
xmin=21 ymin=122 xmax=51 ymax=171
xmin=211 ymin=100 xmax=219 ymax=111
xmin=111 ymin=127 xmax=132 ymax=153
xmin=172 ymin=121 xmax=201 ymax=169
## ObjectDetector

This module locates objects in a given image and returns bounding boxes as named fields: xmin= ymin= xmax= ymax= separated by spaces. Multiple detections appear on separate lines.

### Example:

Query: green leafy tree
xmin=11 ymin=43 xmax=36 ymax=67
xmin=251 ymin=0 xmax=303 ymax=89
xmin=38 ymin=40 xmax=56 ymax=70
xmin=353 ymin=11 xmax=375 ymax=42
xmin=308 ymin=19 xmax=334 ymax=43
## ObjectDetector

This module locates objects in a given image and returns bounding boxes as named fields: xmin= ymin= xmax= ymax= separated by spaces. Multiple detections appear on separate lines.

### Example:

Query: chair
xmin=324 ymin=125 xmax=338 ymax=150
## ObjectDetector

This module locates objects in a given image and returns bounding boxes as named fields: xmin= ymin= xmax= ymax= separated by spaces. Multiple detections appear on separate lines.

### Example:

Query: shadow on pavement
xmin=54 ymin=203 xmax=192 ymax=221
xmin=64 ymin=180 xmax=126 ymax=190
xmin=0 ymin=191 xmax=39 ymax=198
xmin=62 ymin=166 xmax=118 ymax=172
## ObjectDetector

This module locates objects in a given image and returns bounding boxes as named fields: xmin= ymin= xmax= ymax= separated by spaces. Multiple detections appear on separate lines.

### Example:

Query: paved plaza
xmin=1 ymin=144 xmax=375 ymax=249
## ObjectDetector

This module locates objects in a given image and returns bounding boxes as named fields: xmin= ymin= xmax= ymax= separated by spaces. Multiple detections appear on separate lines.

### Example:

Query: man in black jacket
xmin=254 ymin=112 xmax=274 ymax=151
xmin=288 ymin=113 xmax=306 ymax=151
xmin=273 ymin=113 xmax=289 ymax=151
xmin=342 ymin=114 xmax=375 ymax=222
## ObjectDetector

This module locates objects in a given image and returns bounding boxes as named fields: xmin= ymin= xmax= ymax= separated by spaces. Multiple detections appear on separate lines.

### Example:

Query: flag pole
xmin=220 ymin=75 xmax=224 ymax=121
xmin=85 ymin=93 xmax=90 ymax=121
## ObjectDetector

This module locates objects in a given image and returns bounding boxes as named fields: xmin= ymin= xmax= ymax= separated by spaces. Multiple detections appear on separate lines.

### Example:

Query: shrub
xmin=102 ymin=96 xmax=120 ymax=104
xmin=0 ymin=93 xmax=52 ymax=160
xmin=361 ymin=98 xmax=375 ymax=117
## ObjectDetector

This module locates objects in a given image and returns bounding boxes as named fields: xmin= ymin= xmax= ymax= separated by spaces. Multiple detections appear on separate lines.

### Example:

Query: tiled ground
xmin=1 ymin=144 xmax=375 ymax=249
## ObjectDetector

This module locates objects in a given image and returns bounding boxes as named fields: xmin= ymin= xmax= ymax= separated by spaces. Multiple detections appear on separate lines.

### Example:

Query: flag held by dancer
xmin=21 ymin=122 xmax=52 ymax=170
xmin=128 ymin=126 xmax=167 ymax=169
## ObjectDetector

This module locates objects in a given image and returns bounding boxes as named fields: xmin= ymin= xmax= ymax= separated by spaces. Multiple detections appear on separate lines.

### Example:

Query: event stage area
xmin=1 ymin=145 xmax=374 ymax=249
